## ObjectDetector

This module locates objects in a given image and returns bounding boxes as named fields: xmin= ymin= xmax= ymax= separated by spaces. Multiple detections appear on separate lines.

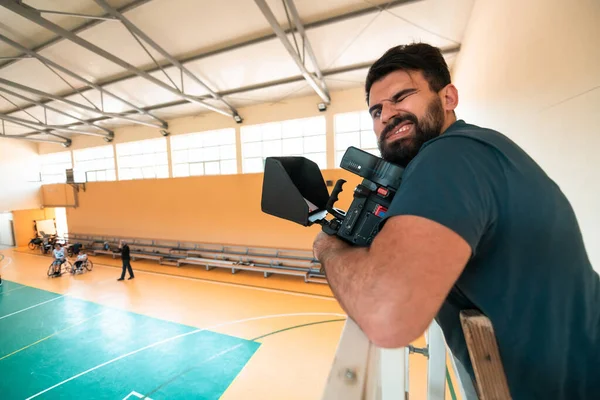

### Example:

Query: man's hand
xmin=312 ymin=231 xmax=350 ymax=265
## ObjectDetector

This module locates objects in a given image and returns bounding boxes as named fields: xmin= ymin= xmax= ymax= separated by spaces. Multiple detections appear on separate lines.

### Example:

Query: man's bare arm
xmin=314 ymin=214 xmax=471 ymax=347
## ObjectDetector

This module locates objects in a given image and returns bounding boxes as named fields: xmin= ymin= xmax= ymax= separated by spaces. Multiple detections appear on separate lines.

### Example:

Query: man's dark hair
xmin=365 ymin=43 xmax=451 ymax=103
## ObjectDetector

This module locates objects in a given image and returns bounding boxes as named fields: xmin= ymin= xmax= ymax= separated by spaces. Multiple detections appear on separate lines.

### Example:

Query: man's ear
xmin=441 ymin=84 xmax=459 ymax=112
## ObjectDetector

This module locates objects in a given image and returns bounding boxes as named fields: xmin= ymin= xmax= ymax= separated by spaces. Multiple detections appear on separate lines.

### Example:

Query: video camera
xmin=261 ymin=146 xmax=404 ymax=246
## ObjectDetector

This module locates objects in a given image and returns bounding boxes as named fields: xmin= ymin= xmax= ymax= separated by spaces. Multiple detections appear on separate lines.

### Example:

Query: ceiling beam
xmin=1 ymin=0 xmax=419 ymax=118
xmin=0 ymin=133 xmax=71 ymax=146
xmin=0 ymin=32 xmax=168 ymax=129
xmin=92 ymin=0 xmax=242 ymax=122
xmin=12 ymin=47 xmax=459 ymax=136
xmin=0 ymin=0 xmax=153 ymax=71
xmin=254 ymin=0 xmax=330 ymax=104
xmin=0 ymin=83 xmax=114 ymax=135
xmin=0 ymin=77 xmax=162 ymax=130
xmin=0 ymin=112 xmax=113 ymax=140
xmin=0 ymin=0 xmax=235 ymax=118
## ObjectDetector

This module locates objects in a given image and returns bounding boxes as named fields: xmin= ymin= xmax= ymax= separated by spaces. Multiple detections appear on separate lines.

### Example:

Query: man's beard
xmin=377 ymin=97 xmax=445 ymax=167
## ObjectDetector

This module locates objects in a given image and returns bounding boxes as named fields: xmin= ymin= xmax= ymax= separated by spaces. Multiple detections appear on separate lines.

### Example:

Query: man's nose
xmin=380 ymin=101 xmax=397 ymax=125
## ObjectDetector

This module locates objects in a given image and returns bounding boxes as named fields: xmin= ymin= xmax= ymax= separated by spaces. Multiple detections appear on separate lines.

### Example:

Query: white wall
xmin=0 ymin=139 xmax=42 ymax=211
xmin=452 ymin=0 xmax=600 ymax=269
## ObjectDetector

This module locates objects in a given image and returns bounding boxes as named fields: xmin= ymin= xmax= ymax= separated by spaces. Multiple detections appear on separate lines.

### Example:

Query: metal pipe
xmin=0 ymin=0 xmax=153 ymax=71
xmin=92 ymin=0 xmax=241 ymax=120
xmin=0 ymin=132 xmax=70 ymax=146
xmin=0 ymin=77 xmax=161 ymax=129
xmin=0 ymin=84 xmax=113 ymax=135
xmin=0 ymin=33 xmax=167 ymax=129
xmin=283 ymin=0 xmax=328 ymax=84
xmin=35 ymin=9 xmax=118 ymax=21
xmin=0 ymin=0 xmax=233 ymax=117
xmin=9 ymin=48 xmax=459 ymax=137
xmin=254 ymin=0 xmax=331 ymax=104
xmin=2 ymin=0 xmax=420 ymax=118
xmin=0 ymin=116 xmax=80 ymax=141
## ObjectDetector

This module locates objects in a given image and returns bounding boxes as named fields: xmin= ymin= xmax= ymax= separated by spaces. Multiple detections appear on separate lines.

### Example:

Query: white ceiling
xmin=0 ymin=0 xmax=474 ymax=144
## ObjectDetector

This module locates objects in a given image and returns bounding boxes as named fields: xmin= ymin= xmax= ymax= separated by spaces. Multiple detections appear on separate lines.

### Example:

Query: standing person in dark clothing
xmin=116 ymin=240 xmax=134 ymax=281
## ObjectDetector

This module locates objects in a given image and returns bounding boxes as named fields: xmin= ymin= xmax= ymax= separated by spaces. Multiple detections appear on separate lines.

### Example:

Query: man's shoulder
xmin=426 ymin=120 xmax=514 ymax=150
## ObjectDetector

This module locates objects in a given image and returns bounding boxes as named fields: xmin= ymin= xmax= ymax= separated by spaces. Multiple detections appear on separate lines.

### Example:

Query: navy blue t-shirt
xmin=387 ymin=119 xmax=600 ymax=399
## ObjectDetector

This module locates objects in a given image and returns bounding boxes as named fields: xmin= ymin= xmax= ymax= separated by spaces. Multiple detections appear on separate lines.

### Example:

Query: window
xmin=73 ymin=145 xmax=116 ymax=182
xmin=40 ymin=151 xmax=72 ymax=184
xmin=334 ymin=111 xmax=380 ymax=167
xmin=241 ymin=116 xmax=326 ymax=173
xmin=116 ymin=138 xmax=169 ymax=180
xmin=170 ymin=128 xmax=237 ymax=177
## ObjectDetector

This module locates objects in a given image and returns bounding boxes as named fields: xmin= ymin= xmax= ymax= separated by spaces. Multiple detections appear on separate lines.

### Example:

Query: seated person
xmin=52 ymin=243 xmax=66 ymax=276
xmin=74 ymin=253 xmax=88 ymax=272
xmin=71 ymin=243 xmax=82 ymax=255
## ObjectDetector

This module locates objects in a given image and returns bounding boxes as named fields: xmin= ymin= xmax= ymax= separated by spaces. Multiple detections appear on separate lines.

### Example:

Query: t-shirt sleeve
xmin=386 ymin=136 xmax=500 ymax=255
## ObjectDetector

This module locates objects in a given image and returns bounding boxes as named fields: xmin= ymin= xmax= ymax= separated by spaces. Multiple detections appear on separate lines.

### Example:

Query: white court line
xmin=25 ymin=312 xmax=347 ymax=399
xmin=0 ymin=285 xmax=28 ymax=295
xmin=0 ymin=275 xmax=115 ymax=321
xmin=0 ymin=256 xmax=13 ymax=271
xmin=92 ymin=262 xmax=336 ymax=301
xmin=0 ymin=295 xmax=66 ymax=321
xmin=10 ymin=249 xmax=335 ymax=301
xmin=123 ymin=391 xmax=154 ymax=400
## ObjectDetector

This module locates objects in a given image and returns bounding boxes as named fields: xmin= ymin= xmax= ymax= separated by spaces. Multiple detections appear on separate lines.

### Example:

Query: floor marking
xmin=0 ymin=311 xmax=106 ymax=361
xmin=25 ymin=312 xmax=347 ymax=399
xmin=123 ymin=391 xmax=154 ymax=400
xmin=0 ymin=285 xmax=28 ymax=295
xmin=93 ymin=261 xmax=336 ymax=300
xmin=0 ymin=255 xmax=12 ymax=271
xmin=10 ymin=248 xmax=336 ymax=301
xmin=0 ymin=295 xmax=66 ymax=320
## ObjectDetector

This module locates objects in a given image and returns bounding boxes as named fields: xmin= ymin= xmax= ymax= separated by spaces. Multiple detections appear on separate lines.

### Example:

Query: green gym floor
xmin=0 ymin=279 xmax=261 ymax=399
xmin=0 ymin=249 xmax=348 ymax=400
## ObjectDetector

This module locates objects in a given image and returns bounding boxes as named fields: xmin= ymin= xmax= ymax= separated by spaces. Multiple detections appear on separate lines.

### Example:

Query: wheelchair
xmin=47 ymin=259 xmax=72 ymax=277
xmin=28 ymin=237 xmax=42 ymax=251
xmin=70 ymin=255 xmax=94 ymax=275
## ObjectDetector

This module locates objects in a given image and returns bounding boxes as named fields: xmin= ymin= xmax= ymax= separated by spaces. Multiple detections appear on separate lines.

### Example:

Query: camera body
xmin=261 ymin=146 xmax=404 ymax=246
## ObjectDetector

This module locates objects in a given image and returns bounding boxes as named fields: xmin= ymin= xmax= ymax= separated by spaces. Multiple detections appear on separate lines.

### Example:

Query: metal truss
xmin=5 ymin=45 xmax=458 ymax=140
xmin=0 ymin=85 xmax=114 ymax=138
xmin=0 ymin=76 xmax=162 ymax=134
xmin=92 ymin=0 xmax=242 ymax=122
xmin=0 ymin=118 xmax=71 ymax=147
xmin=0 ymin=0 xmax=153 ymax=71
xmin=0 ymin=0 xmax=427 ymax=144
xmin=253 ymin=0 xmax=330 ymax=106
xmin=0 ymin=33 xmax=167 ymax=130
xmin=0 ymin=0 xmax=240 ymax=121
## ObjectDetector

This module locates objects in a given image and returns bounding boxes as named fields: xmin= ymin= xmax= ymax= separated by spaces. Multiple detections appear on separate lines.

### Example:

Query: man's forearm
xmin=321 ymin=246 xmax=380 ymax=327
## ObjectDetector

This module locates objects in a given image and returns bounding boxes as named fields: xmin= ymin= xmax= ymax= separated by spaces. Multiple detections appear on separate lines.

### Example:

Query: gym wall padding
xmin=61 ymin=169 xmax=363 ymax=250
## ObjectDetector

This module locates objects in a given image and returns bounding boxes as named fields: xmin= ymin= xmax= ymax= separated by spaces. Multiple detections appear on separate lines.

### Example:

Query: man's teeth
xmin=394 ymin=124 xmax=412 ymax=135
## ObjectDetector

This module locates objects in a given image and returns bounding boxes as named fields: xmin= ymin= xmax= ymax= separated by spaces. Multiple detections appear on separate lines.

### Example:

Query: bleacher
xmin=64 ymin=232 xmax=327 ymax=284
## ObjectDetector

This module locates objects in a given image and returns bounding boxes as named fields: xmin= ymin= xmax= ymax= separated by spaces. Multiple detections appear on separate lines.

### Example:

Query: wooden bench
xmin=185 ymin=251 xmax=319 ymax=270
xmin=177 ymin=257 xmax=311 ymax=280
xmin=130 ymin=253 xmax=164 ymax=264
xmin=92 ymin=249 xmax=120 ymax=258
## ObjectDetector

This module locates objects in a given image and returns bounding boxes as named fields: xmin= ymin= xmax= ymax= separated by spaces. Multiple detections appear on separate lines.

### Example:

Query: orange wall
xmin=42 ymin=184 xmax=77 ymax=207
xmin=63 ymin=170 xmax=363 ymax=250
xmin=12 ymin=208 xmax=56 ymax=247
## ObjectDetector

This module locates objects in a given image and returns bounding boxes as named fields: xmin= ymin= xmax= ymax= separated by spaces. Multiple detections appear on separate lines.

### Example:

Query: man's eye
xmin=371 ymin=110 xmax=381 ymax=119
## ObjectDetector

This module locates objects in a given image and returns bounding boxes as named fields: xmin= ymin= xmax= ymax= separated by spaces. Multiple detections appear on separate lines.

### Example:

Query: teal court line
xmin=12 ymin=248 xmax=336 ymax=300
xmin=0 ymin=285 xmax=28 ymax=295
xmin=0 ymin=311 xmax=106 ymax=362
xmin=0 ymin=294 xmax=66 ymax=320
xmin=25 ymin=311 xmax=346 ymax=399
xmin=1 ymin=279 xmax=260 ymax=399
xmin=1 ymin=280 xmax=345 ymax=399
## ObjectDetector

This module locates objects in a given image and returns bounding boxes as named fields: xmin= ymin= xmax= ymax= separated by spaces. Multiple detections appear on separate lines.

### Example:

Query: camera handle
xmin=326 ymin=179 xmax=347 ymax=220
